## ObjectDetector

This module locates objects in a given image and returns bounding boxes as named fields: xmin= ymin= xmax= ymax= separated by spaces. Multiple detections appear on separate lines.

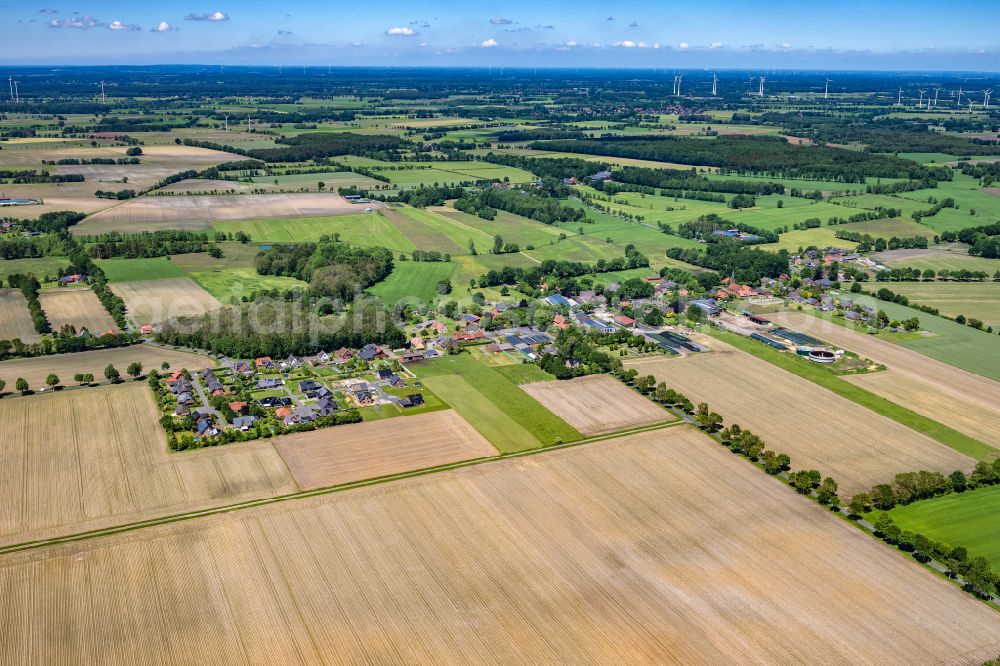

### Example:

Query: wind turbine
xmin=100 ymin=80 xmax=106 ymax=104
xmin=986 ymin=89 xmax=993 ymax=109
xmin=917 ymin=89 xmax=926 ymax=108
xmin=957 ymin=87 xmax=963 ymax=107
xmin=759 ymin=75 xmax=766 ymax=97
xmin=223 ymin=113 xmax=229 ymax=132
xmin=897 ymin=87 xmax=903 ymax=106
xmin=932 ymin=87 xmax=940 ymax=108
xmin=711 ymin=73 xmax=718 ymax=96
xmin=824 ymin=78 xmax=832 ymax=99
xmin=676 ymin=74 xmax=683 ymax=96
xmin=748 ymin=75 xmax=755 ymax=95
xmin=12 ymin=79 xmax=18 ymax=103
xmin=7 ymin=76 xmax=12 ymax=101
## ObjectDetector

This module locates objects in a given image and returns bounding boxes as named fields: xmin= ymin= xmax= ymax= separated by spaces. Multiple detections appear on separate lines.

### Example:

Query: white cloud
xmin=615 ymin=40 xmax=637 ymax=48
xmin=480 ymin=38 xmax=498 ymax=48
xmin=709 ymin=41 xmax=723 ymax=49
xmin=48 ymin=16 xmax=99 ymax=29
xmin=386 ymin=26 xmax=417 ymax=36
xmin=151 ymin=21 xmax=176 ymax=32
xmin=678 ymin=42 xmax=689 ymax=50
xmin=108 ymin=20 xmax=141 ymax=31
xmin=781 ymin=42 xmax=792 ymax=49
xmin=185 ymin=11 xmax=229 ymax=22
xmin=490 ymin=17 xmax=513 ymax=25
xmin=564 ymin=40 xmax=578 ymax=47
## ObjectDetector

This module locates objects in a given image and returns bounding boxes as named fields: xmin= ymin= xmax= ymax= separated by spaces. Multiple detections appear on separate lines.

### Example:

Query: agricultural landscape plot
xmin=0 ymin=344 xmax=213 ymax=390
xmin=625 ymin=341 xmax=975 ymax=496
xmin=3 ymin=427 xmax=1000 ymax=663
xmin=873 ymin=281 xmax=1000 ymax=327
xmin=110 ymin=278 xmax=222 ymax=325
xmin=773 ymin=311 xmax=1000 ymax=451
xmin=0 ymin=290 xmax=39 ymax=343
xmin=521 ymin=374 xmax=672 ymax=435
xmin=274 ymin=409 xmax=497 ymax=488
xmin=37 ymin=287 xmax=117 ymax=334
xmin=0 ymin=383 xmax=296 ymax=547
xmin=73 ymin=193 xmax=369 ymax=235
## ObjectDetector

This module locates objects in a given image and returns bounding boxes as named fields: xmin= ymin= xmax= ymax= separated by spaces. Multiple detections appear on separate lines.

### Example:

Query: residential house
xmin=257 ymin=377 xmax=283 ymax=390
xmin=336 ymin=347 xmax=353 ymax=361
xmin=299 ymin=379 xmax=324 ymax=397
xmin=389 ymin=374 xmax=405 ymax=388
xmin=399 ymin=393 xmax=425 ymax=408
xmin=316 ymin=397 xmax=339 ymax=417
xmin=613 ymin=314 xmax=635 ymax=328
xmin=409 ymin=336 xmax=426 ymax=350
xmin=544 ymin=294 xmax=577 ymax=308
xmin=176 ymin=391 xmax=195 ymax=406
xmin=400 ymin=349 xmax=425 ymax=362
xmin=228 ymin=401 xmax=248 ymax=415
xmin=174 ymin=403 xmax=190 ymax=416
xmin=375 ymin=369 xmax=394 ymax=381
xmin=233 ymin=416 xmax=258 ymax=431
xmin=359 ymin=344 xmax=384 ymax=361
xmin=259 ymin=396 xmax=293 ymax=409
xmin=552 ymin=314 xmax=569 ymax=330
xmin=254 ymin=356 xmax=275 ymax=370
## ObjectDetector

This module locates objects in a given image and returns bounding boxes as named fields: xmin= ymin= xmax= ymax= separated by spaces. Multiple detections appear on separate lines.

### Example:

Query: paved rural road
xmin=191 ymin=376 xmax=225 ymax=422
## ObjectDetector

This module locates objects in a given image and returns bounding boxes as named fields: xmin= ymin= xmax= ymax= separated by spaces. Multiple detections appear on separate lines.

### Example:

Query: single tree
xmin=15 ymin=377 xmax=29 ymax=394
xmin=45 ymin=374 xmax=59 ymax=389
xmin=104 ymin=364 xmax=120 ymax=382
xmin=127 ymin=362 xmax=143 ymax=380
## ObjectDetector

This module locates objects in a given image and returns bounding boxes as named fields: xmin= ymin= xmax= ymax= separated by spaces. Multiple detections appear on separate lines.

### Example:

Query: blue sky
xmin=3 ymin=0 xmax=999 ymax=69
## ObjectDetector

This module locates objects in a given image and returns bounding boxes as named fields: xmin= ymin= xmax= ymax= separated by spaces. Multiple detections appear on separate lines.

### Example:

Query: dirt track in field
xmin=773 ymin=311 xmax=1000 ymax=453
xmin=38 ymin=287 xmax=117 ymax=334
xmin=521 ymin=374 xmax=672 ymax=435
xmin=625 ymin=341 xmax=975 ymax=496
xmin=274 ymin=409 xmax=497 ymax=488
xmin=2 ymin=426 xmax=999 ymax=664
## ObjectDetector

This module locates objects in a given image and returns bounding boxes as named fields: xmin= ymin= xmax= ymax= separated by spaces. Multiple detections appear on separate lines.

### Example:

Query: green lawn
xmin=367 ymin=261 xmax=456 ymax=304
xmin=888 ymin=484 xmax=1000 ymax=569
xmin=0 ymin=256 xmax=69 ymax=283
xmin=95 ymin=257 xmax=186 ymax=282
xmin=411 ymin=353 xmax=582 ymax=453
xmin=189 ymin=268 xmax=308 ymax=301
xmin=706 ymin=328 xmax=998 ymax=461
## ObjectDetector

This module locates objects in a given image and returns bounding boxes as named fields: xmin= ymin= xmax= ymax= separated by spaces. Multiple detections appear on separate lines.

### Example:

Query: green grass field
xmin=877 ymin=244 xmax=1000 ymax=274
xmin=213 ymin=212 xmax=417 ymax=249
xmin=888 ymin=484 xmax=1000 ymax=569
xmin=880 ymin=282 xmax=1000 ymax=327
xmin=189 ymin=268 xmax=308 ymax=301
xmin=410 ymin=353 xmax=582 ymax=453
xmin=367 ymin=261 xmax=456 ymax=304
xmin=95 ymin=257 xmax=186 ymax=282
xmin=0 ymin=256 xmax=69 ymax=283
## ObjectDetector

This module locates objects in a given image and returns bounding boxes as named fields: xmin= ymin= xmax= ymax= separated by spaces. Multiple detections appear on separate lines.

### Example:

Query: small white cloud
xmin=781 ymin=42 xmax=792 ymax=49
xmin=185 ymin=11 xmax=229 ymax=22
xmin=614 ymin=40 xmax=637 ymax=48
xmin=481 ymin=38 xmax=498 ymax=48
xmin=108 ymin=20 xmax=141 ymax=31
xmin=490 ymin=17 xmax=513 ymax=25
xmin=709 ymin=41 xmax=723 ymax=49
xmin=48 ymin=16 xmax=99 ymax=29
xmin=386 ymin=26 xmax=417 ymax=36
xmin=678 ymin=42 xmax=689 ymax=50
xmin=564 ymin=40 xmax=577 ymax=47
xmin=151 ymin=21 xmax=176 ymax=32
xmin=347 ymin=40 xmax=368 ymax=47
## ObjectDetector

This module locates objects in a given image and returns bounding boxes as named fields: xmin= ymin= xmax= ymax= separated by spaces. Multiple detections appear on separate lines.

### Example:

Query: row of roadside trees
xmin=0 ymin=362 xmax=143 ymax=396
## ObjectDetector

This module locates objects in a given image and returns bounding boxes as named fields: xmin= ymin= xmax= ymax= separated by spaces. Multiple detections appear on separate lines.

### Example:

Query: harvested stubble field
xmin=37 ymin=287 xmax=117 ymax=334
xmin=0 ymin=344 xmax=213 ymax=390
xmin=0 ymin=289 xmax=39 ymax=343
xmin=0 ymin=383 xmax=297 ymax=547
xmin=773 ymin=311 xmax=1000 ymax=452
xmin=3 ymin=426 xmax=1000 ymax=663
xmin=111 ymin=277 xmax=222 ymax=325
xmin=521 ymin=374 xmax=672 ymax=435
xmin=74 ymin=192 xmax=373 ymax=235
xmin=625 ymin=341 xmax=975 ymax=496
xmin=274 ymin=409 xmax=497 ymax=488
